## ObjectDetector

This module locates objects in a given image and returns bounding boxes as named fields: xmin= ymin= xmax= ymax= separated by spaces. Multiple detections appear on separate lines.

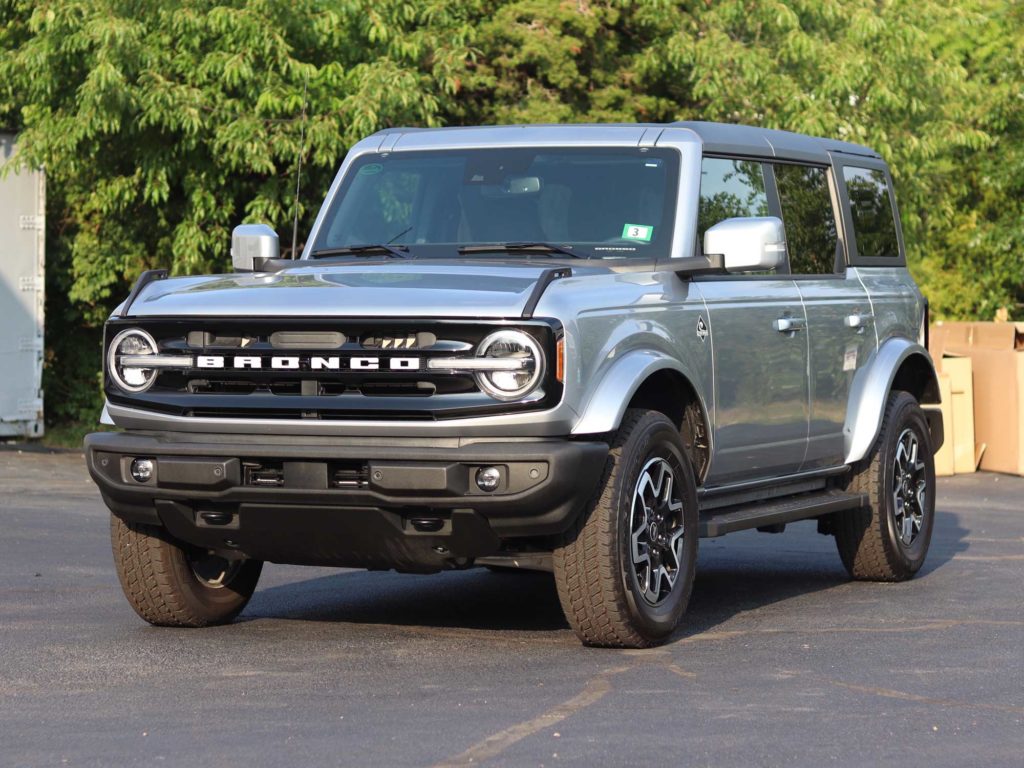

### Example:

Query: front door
xmin=697 ymin=278 xmax=810 ymax=485
xmin=693 ymin=157 xmax=809 ymax=485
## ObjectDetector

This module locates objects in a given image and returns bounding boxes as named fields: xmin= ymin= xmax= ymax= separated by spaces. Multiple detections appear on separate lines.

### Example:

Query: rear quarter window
xmin=843 ymin=167 xmax=900 ymax=259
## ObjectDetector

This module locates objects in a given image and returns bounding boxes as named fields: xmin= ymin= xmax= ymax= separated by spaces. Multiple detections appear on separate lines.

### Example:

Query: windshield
xmin=311 ymin=147 xmax=680 ymax=259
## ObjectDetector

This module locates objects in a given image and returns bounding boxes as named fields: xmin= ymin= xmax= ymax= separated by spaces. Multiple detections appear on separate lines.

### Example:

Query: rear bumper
xmin=85 ymin=431 xmax=607 ymax=571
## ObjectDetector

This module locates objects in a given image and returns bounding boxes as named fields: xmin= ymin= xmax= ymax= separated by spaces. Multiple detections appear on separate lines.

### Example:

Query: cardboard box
xmin=930 ymin=355 xmax=975 ymax=476
xmin=930 ymin=322 xmax=1024 ymax=476
xmin=934 ymin=373 xmax=955 ymax=477
xmin=944 ymin=356 xmax=976 ymax=474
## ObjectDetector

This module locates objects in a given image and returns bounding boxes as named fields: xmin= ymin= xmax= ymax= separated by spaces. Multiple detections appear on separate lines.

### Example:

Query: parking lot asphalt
xmin=0 ymin=448 xmax=1021 ymax=768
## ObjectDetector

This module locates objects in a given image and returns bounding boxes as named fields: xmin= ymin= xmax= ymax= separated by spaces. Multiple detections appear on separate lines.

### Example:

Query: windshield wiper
xmin=310 ymin=244 xmax=410 ymax=259
xmin=457 ymin=242 xmax=589 ymax=259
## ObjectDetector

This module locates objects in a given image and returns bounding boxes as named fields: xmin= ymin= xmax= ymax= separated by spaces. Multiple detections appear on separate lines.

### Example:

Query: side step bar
xmin=698 ymin=489 xmax=867 ymax=538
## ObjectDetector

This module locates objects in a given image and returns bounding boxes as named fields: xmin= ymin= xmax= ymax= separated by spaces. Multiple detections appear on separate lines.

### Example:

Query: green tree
xmin=0 ymin=0 xmax=1020 ymax=432
xmin=0 ymin=0 xmax=477 ymax=426
xmin=916 ymin=0 xmax=1024 ymax=319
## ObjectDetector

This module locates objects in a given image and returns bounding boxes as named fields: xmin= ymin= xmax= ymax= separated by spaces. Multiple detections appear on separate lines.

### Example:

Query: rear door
xmin=695 ymin=158 xmax=809 ymax=485
xmin=771 ymin=161 xmax=875 ymax=470
xmin=837 ymin=161 xmax=922 ymax=348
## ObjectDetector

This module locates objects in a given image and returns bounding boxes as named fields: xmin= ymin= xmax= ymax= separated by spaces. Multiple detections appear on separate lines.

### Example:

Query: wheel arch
xmin=844 ymin=338 xmax=941 ymax=465
xmin=571 ymin=351 xmax=711 ymax=482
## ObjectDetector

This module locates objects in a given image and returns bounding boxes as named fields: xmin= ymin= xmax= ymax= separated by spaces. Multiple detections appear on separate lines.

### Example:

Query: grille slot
xmin=243 ymin=462 xmax=284 ymax=487
xmin=270 ymin=331 xmax=345 ymax=349
xmin=330 ymin=461 xmax=370 ymax=489
xmin=348 ymin=381 xmax=436 ymax=397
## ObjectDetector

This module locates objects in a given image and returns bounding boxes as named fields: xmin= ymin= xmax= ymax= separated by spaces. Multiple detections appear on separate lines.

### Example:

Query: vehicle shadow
xmin=918 ymin=508 xmax=972 ymax=576
xmin=243 ymin=510 xmax=969 ymax=640
xmin=244 ymin=567 xmax=570 ymax=633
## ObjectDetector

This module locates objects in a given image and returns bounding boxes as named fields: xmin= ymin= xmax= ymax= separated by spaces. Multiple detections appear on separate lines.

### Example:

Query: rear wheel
xmin=553 ymin=409 xmax=698 ymax=648
xmin=110 ymin=515 xmax=262 ymax=627
xmin=835 ymin=391 xmax=936 ymax=581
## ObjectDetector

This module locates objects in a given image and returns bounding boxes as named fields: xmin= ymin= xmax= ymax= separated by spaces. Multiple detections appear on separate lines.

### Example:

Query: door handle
xmin=845 ymin=313 xmax=875 ymax=329
xmin=773 ymin=317 xmax=806 ymax=333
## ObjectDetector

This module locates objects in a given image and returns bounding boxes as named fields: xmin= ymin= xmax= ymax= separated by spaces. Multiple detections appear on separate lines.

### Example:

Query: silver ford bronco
xmin=86 ymin=123 xmax=943 ymax=648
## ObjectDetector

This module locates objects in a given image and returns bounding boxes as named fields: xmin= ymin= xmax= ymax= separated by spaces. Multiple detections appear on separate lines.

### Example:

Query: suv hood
xmin=123 ymin=261 xmax=601 ymax=318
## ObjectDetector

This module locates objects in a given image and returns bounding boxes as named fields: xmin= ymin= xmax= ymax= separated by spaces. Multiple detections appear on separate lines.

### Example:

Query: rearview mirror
xmin=504 ymin=176 xmax=541 ymax=194
xmin=231 ymin=224 xmax=279 ymax=272
xmin=703 ymin=216 xmax=786 ymax=273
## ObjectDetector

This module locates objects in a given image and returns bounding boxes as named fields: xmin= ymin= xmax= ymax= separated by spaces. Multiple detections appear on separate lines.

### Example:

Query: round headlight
xmin=107 ymin=328 xmax=160 ymax=393
xmin=475 ymin=330 xmax=545 ymax=401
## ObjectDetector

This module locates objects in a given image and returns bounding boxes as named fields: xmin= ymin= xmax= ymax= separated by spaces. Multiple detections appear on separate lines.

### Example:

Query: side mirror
xmin=703 ymin=216 xmax=786 ymax=273
xmin=231 ymin=224 xmax=280 ymax=272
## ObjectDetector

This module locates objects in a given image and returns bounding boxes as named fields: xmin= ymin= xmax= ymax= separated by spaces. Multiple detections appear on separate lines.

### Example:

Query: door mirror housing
xmin=231 ymin=224 xmax=280 ymax=272
xmin=703 ymin=216 xmax=786 ymax=273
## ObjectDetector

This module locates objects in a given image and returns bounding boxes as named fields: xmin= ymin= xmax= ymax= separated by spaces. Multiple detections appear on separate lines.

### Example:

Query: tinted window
xmin=697 ymin=158 xmax=769 ymax=246
xmin=315 ymin=148 xmax=680 ymax=258
xmin=774 ymin=164 xmax=839 ymax=274
xmin=843 ymin=167 xmax=899 ymax=258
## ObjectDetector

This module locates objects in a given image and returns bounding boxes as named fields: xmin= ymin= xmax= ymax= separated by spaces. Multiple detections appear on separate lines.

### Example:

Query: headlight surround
xmin=107 ymin=328 xmax=160 ymax=393
xmin=474 ymin=330 xmax=545 ymax=401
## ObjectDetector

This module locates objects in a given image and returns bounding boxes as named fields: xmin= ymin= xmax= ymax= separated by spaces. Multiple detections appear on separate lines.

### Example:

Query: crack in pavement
xmin=432 ymin=665 xmax=631 ymax=767
xmin=823 ymin=678 xmax=1024 ymax=715
xmin=670 ymin=618 xmax=1024 ymax=645
xmin=431 ymin=649 xmax=707 ymax=767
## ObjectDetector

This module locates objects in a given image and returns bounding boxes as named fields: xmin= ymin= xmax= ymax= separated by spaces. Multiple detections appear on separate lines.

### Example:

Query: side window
xmin=697 ymin=158 xmax=769 ymax=246
xmin=774 ymin=164 xmax=839 ymax=275
xmin=843 ymin=166 xmax=899 ymax=259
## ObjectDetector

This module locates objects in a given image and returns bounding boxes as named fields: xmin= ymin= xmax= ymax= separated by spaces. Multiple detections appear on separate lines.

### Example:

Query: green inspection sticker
xmin=622 ymin=223 xmax=654 ymax=242
xmin=358 ymin=163 xmax=383 ymax=176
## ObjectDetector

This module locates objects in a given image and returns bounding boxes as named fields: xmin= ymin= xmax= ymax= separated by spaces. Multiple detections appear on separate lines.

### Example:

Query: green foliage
xmin=0 ymin=0 xmax=1020 ymax=430
xmin=916 ymin=0 xmax=1024 ymax=319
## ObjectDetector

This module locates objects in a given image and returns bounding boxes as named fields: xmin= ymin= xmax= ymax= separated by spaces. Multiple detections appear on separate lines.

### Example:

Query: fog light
xmin=130 ymin=458 xmax=154 ymax=483
xmin=475 ymin=466 xmax=501 ymax=492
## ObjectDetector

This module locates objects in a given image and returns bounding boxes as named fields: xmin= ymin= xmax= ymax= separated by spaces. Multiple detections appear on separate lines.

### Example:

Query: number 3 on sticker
xmin=622 ymin=223 xmax=653 ymax=242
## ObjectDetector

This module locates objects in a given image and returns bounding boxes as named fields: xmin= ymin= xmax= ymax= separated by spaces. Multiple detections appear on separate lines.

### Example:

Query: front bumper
xmin=85 ymin=431 xmax=607 ymax=572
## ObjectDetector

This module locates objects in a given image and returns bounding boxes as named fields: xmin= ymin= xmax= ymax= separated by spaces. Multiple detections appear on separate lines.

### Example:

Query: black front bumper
xmin=85 ymin=431 xmax=608 ymax=572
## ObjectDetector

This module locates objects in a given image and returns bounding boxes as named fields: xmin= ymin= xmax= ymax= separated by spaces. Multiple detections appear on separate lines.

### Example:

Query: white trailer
xmin=0 ymin=134 xmax=45 ymax=438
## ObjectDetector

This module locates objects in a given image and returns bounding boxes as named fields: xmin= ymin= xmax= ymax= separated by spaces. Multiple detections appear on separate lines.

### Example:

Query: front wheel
xmin=110 ymin=515 xmax=263 ymax=627
xmin=553 ymin=409 xmax=699 ymax=648
xmin=834 ymin=391 xmax=936 ymax=581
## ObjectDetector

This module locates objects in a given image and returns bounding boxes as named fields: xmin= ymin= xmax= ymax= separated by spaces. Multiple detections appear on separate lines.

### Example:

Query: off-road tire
xmin=110 ymin=515 xmax=263 ymax=627
xmin=835 ymin=391 xmax=936 ymax=581
xmin=553 ymin=409 xmax=699 ymax=648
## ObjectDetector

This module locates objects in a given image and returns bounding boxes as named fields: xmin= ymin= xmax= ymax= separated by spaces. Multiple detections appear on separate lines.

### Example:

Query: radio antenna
xmin=290 ymin=79 xmax=309 ymax=260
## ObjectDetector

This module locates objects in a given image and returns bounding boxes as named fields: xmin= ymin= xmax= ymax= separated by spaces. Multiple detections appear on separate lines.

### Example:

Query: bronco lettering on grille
xmin=195 ymin=356 xmax=421 ymax=371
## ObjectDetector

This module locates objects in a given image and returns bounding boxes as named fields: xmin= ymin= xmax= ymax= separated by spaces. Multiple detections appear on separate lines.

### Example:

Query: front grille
xmin=104 ymin=317 xmax=562 ymax=421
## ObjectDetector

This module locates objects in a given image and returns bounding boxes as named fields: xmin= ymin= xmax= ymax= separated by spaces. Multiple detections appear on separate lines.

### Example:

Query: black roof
xmin=672 ymin=121 xmax=879 ymax=161
xmin=370 ymin=121 xmax=883 ymax=163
